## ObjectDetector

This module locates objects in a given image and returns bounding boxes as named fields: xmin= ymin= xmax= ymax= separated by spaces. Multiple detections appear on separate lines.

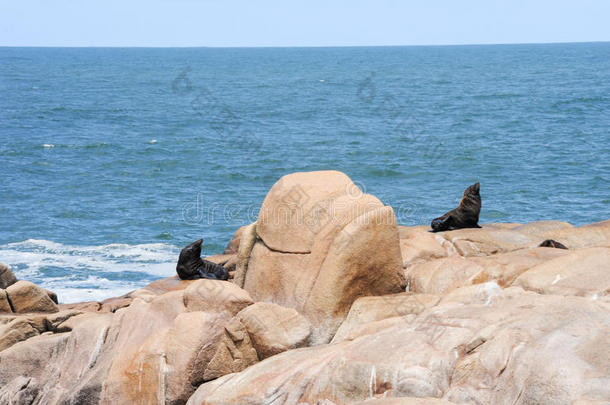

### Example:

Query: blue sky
xmin=1 ymin=0 xmax=609 ymax=47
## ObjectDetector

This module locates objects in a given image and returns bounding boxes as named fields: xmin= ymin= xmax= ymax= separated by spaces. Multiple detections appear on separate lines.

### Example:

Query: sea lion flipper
xmin=199 ymin=259 xmax=230 ymax=281
xmin=196 ymin=269 xmax=220 ymax=280
xmin=431 ymin=214 xmax=453 ymax=232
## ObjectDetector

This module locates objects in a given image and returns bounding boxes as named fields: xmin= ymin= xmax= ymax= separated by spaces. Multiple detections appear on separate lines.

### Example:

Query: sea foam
xmin=0 ymin=239 xmax=179 ymax=303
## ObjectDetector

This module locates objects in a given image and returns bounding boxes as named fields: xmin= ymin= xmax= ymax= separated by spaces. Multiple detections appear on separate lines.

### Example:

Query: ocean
xmin=1 ymin=43 xmax=608 ymax=303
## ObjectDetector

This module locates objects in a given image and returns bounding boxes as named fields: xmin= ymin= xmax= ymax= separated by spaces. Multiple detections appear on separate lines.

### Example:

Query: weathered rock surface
xmin=232 ymin=222 xmax=257 ymax=288
xmin=256 ymin=170 xmax=359 ymax=253
xmin=98 ymin=280 xmax=254 ymax=405
xmin=0 ymin=317 xmax=43 ymax=351
xmin=438 ymin=221 xmax=567 ymax=257
xmin=0 ymin=309 xmax=85 ymax=351
xmin=398 ymin=226 xmax=456 ymax=267
xmin=514 ymin=246 xmax=610 ymax=297
xmin=129 ymin=275 xmax=197 ymax=299
xmin=5 ymin=281 xmax=59 ymax=313
xmin=548 ymin=219 xmax=610 ymax=249
xmin=0 ymin=313 xmax=112 ymax=404
xmin=0 ymin=289 xmax=11 ymax=313
xmin=183 ymin=279 xmax=254 ymax=315
xmin=242 ymin=171 xmax=406 ymax=343
xmin=202 ymin=316 xmax=259 ymax=381
xmin=405 ymin=247 xmax=568 ymax=295
xmin=202 ymin=301 xmax=313 ymax=382
xmin=332 ymin=293 xmax=440 ymax=343
xmin=354 ymin=399 xmax=459 ymax=405
xmin=0 ymin=263 xmax=18 ymax=289
xmin=187 ymin=287 xmax=610 ymax=405
xmin=237 ymin=301 xmax=312 ymax=359
xmin=0 ymin=278 xmax=255 ymax=405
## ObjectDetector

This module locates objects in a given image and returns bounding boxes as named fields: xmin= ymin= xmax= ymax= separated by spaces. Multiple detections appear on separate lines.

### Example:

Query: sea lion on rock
xmin=539 ymin=239 xmax=568 ymax=249
xmin=431 ymin=182 xmax=482 ymax=232
xmin=177 ymin=239 xmax=229 ymax=280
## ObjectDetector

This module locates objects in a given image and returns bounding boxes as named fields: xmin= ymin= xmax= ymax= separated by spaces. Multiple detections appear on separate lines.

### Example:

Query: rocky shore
xmin=1 ymin=170 xmax=609 ymax=405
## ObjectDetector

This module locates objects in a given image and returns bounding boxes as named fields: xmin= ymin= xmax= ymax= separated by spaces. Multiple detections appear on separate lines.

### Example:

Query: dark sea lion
xmin=431 ymin=182 xmax=482 ymax=232
xmin=538 ymin=239 xmax=568 ymax=249
xmin=176 ymin=239 xmax=229 ymax=280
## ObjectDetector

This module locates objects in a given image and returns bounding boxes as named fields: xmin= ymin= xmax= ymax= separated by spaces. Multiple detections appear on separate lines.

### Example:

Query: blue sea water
xmin=1 ymin=43 xmax=609 ymax=302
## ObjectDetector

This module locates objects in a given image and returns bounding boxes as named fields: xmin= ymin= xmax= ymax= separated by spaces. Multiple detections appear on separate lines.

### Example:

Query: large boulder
xmin=0 ymin=263 xmax=18 ymax=289
xmin=256 ymin=170 xmax=359 ymax=253
xmin=5 ymin=281 xmax=59 ymax=313
xmin=187 ymin=287 xmax=610 ymax=405
xmin=242 ymin=171 xmax=406 ymax=343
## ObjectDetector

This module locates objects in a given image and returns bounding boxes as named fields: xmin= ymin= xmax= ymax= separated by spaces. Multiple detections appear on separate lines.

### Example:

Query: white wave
xmin=43 ymin=144 xmax=54 ymax=148
xmin=1 ymin=239 xmax=178 ymax=275
xmin=0 ymin=239 xmax=180 ymax=303
xmin=43 ymin=275 xmax=138 ymax=303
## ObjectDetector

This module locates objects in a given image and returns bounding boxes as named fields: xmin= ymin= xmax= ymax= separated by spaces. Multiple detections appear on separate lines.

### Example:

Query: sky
xmin=1 ymin=0 xmax=610 ymax=47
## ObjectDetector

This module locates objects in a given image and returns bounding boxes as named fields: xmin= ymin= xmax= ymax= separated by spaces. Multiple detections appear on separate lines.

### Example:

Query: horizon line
xmin=1 ymin=40 xmax=609 ymax=49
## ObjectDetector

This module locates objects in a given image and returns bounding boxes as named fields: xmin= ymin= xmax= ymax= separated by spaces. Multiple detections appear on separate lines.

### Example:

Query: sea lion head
xmin=456 ymin=182 xmax=482 ymax=226
xmin=458 ymin=182 xmax=481 ymax=209
xmin=539 ymin=239 xmax=568 ymax=249
xmin=460 ymin=182 xmax=481 ymax=206
xmin=465 ymin=182 xmax=480 ymax=197
xmin=177 ymin=239 xmax=204 ymax=278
